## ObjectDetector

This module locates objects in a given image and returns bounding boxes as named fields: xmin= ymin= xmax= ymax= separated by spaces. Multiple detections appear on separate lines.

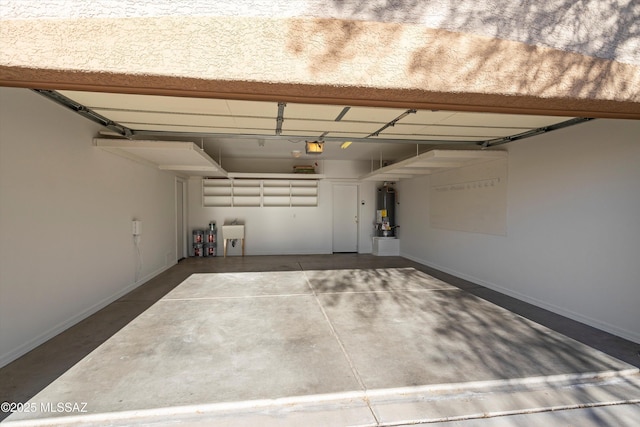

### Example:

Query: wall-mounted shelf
xmin=203 ymin=180 xmax=233 ymax=206
xmin=203 ymin=178 xmax=318 ymax=207
xmin=263 ymin=180 xmax=292 ymax=207
xmin=231 ymin=179 xmax=262 ymax=207
xmin=290 ymin=180 xmax=319 ymax=206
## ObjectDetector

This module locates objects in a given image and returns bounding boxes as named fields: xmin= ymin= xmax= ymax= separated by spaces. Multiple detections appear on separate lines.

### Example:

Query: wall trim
xmin=0 ymin=263 xmax=175 ymax=368
xmin=401 ymin=252 xmax=640 ymax=345
xmin=223 ymin=249 xmax=333 ymax=257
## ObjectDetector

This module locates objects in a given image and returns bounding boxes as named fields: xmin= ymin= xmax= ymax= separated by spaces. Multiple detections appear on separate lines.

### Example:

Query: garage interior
xmin=1 ymin=2 xmax=640 ymax=425
xmin=1 ymin=86 xmax=639 ymax=426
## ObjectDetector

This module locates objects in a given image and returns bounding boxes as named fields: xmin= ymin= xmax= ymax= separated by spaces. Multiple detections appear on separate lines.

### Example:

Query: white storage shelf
xmin=203 ymin=179 xmax=318 ymax=207
xmin=203 ymin=180 xmax=233 ymax=206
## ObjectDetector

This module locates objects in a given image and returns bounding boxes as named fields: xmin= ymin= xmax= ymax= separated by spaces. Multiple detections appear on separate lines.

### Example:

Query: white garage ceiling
xmin=32 ymin=90 xmax=588 ymax=179
xmin=51 ymin=89 xmax=578 ymax=167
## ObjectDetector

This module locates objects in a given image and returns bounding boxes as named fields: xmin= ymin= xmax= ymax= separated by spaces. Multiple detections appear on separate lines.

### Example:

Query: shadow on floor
xmin=0 ymin=254 xmax=638 ymax=422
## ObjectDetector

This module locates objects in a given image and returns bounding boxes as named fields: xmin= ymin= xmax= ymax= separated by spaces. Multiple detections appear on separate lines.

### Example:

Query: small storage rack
xmin=192 ymin=223 xmax=217 ymax=257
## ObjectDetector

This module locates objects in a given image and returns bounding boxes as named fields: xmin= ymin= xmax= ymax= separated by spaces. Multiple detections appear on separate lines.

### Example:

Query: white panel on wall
xmin=430 ymin=158 xmax=508 ymax=235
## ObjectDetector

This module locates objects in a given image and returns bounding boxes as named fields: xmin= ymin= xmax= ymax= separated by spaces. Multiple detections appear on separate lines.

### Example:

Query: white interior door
xmin=333 ymin=184 xmax=358 ymax=252
xmin=176 ymin=178 xmax=187 ymax=261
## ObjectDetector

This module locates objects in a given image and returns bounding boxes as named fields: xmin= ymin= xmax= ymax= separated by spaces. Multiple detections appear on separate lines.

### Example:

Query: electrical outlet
xmin=132 ymin=220 xmax=142 ymax=236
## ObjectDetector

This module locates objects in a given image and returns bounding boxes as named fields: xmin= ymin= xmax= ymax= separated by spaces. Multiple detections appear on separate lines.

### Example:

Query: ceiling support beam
xmin=127 ymin=129 xmax=475 ymax=145
xmin=111 ymin=121 xmax=594 ymax=148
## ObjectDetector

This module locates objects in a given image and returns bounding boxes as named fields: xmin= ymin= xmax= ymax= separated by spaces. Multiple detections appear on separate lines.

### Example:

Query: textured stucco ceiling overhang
xmin=1 ymin=14 xmax=639 ymax=119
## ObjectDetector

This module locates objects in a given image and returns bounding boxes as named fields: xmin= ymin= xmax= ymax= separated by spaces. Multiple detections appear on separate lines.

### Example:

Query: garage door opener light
xmin=305 ymin=141 xmax=324 ymax=154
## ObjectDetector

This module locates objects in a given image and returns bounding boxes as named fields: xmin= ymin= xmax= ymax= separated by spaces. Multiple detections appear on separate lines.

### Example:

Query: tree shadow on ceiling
xmin=287 ymin=1 xmax=639 ymax=104
xmin=306 ymin=0 xmax=640 ymax=65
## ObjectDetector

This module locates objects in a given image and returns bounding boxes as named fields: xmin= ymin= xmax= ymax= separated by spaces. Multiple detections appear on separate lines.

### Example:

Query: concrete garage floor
xmin=1 ymin=255 xmax=639 ymax=426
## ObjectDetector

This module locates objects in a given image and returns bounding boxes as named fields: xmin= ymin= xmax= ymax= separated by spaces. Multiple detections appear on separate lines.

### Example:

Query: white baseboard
xmin=401 ymin=252 xmax=640 ymax=344
xmin=0 ymin=263 xmax=175 ymax=368
xmin=226 ymin=249 xmax=333 ymax=256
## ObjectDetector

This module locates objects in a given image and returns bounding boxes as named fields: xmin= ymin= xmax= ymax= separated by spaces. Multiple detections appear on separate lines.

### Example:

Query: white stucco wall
xmin=3 ymin=0 xmax=637 ymax=119
xmin=398 ymin=118 xmax=640 ymax=343
xmin=0 ymin=88 xmax=178 ymax=366
xmin=2 ymin=0 xmax=638 ymax=66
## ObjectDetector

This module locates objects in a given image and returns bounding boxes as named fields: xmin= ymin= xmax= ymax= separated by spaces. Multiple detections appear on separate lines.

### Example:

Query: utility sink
xmin=222 ymin=225 xmax=245 ymax=239
xmin=222 ymin=225 xmax=245 ymax=257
